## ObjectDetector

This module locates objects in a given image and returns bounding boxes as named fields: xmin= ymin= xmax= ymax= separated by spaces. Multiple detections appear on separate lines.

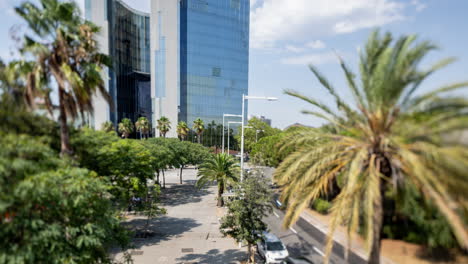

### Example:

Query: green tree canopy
xmin=0 ymin=133 xmax=128 ymax=263
xmin=97 ymin=139 xmax=155 ymax=206
xmin=70 ymin=127 xmax=118 ymax=173
xmin=235 ymin=117 xmax=281 ymax=153
xmin=220 ymin=173 xmax=273 ymax=263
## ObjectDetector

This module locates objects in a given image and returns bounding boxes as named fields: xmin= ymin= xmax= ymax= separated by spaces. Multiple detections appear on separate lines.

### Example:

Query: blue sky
xmin=0 ymin=0 xmax=467 ymax=129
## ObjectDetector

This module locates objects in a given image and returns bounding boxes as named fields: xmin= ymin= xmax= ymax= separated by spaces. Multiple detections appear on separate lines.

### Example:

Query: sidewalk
xmin=113 ymin=168 xmax=247 ymax=264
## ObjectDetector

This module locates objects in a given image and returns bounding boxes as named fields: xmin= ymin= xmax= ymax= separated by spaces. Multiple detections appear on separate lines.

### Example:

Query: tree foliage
xmin=176 ymin=121 xmax=189 ymax=141
xmin=101 ymin=121 xmax=115 ymax=133
xmin=192 ymin=118 xmax=205 ymax=144
xmin=235 ymin=117 xmax=281 ymax=153
xmin=220 ymin=173 xmax=273 ymax=263
xmin=196 ymin=153 xmax=239 ymax=207
xmin=96 ymin=139 xmax=155 ymax=206
xmin=0 ymin=133 xmax=128 ymax=263
xmin=275 ymin=30 xmax=468 ymax=263
xmin=135 ymin=117 xmax=150 ymax=139
xmin=157 ymin=116 xmax=171 ymax=138
xmin=118 ymin=118 xmax=134 ymax=139
xmin=14 ymin=0 xmax=111 ymax=155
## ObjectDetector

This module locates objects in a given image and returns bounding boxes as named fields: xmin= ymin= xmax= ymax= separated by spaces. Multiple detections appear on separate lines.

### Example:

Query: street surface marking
xmin=289 ymin=227 xmax=297 ymax=234
xmin=313 ymin=246 xmax=325 ymax=256
xmin=273 ymin=212 xmax=279 ymax=218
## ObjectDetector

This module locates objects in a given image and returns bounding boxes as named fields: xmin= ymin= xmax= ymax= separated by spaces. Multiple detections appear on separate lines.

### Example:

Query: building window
xmin=212 ymin=67 xmax=221 ymax=77
xmin=85 ymin=0 xmax=92 ymax=20
xmin=230 ymin=0 xmax=240 ymax=9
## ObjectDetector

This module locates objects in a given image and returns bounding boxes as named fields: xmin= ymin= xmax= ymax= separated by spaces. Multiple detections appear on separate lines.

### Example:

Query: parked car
xmin=257 ymin=232 xmax=289 ymax=263
xmin=272 ymin=193 xmax=286 ymax=210
xmin=283 ymin=256 xmax=315 ymax=264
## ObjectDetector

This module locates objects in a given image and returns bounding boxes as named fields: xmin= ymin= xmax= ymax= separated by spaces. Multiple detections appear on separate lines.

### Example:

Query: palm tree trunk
xmin=58 ymin=87 xmax=72 ymax=156
xmin=368 ymin=189 xmax=383 ymax=264
xmin=197 ymin=133 xmax=201 ymax=144
xmin=217 ymin=182 xmax=224 ymax=207
xmin=179 ymin=166 xmax=184 ymax=184
xmin=369 ymin=156 xmax=389 ymax=264
xmin=248 ymin=243 xmax=255 ymax=263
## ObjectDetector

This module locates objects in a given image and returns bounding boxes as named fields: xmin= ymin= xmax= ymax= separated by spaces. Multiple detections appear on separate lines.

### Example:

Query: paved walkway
xmin=114 ymin=168 xmax=246 ymax=264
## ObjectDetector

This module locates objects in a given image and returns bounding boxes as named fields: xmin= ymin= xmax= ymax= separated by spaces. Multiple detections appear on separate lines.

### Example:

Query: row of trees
xmin=250 ymin=31 xmax=468 ymax=263
xmin=110 ymin=116 xmax=241 ymax=150
xmin=0 ymin=0 xmax=213 ymax=262
xmin=0 ymin=98 xmax=212 ymax=262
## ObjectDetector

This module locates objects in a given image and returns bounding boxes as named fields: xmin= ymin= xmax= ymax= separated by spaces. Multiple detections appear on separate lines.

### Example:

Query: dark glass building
xmin=108 ymin=0 xmax=151 ymax=124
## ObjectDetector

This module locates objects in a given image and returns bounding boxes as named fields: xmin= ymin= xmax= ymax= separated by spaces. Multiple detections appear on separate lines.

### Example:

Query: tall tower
xmin=86 ymin=0 xmax=151 ymax=132
xmin=151 ymin=0 xmax=180 ymax=138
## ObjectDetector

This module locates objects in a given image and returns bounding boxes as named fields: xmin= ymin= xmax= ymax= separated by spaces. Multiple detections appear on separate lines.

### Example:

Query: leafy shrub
xmin=0 ymin=133 xmax=129 ymax=263
xmin=312 ymin=198 xmax=331 ymax=214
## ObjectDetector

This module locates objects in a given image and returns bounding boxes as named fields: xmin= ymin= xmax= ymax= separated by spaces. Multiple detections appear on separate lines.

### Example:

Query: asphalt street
xmin=259 ymin=167 xmax=367 ymax=264
xmin=264 ymin=206 xmax=367 ymax=264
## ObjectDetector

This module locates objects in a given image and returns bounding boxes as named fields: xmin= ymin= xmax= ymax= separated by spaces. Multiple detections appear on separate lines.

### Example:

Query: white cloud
xmin=306 ymin=40 xmax=326 ymax=49
xmin=411 ymin=0 xmax=427 ymax=12
xmin=280 ymin=52 xmax=338 ymax=65
xmin=250 ymin=0 xmax=407 ymax=49
xmin=285 ymin=45 xmax=305 ymax=53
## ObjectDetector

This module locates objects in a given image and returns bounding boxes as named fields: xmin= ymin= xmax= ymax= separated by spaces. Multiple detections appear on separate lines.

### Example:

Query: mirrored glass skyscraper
xmin=179 ymin=0 xmax=249 ymax=126
xmin=87 ymin=0 xmax=249 ymax=137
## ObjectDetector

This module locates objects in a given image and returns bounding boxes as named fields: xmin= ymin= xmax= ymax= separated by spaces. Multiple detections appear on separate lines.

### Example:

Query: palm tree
xmin=14 ymin=0 xmax=111 ymax=156
xmin=176 ymin=121 xmax=189 ymax=141
xmin=135 ymin=116 xmax=150 ymax=139
xmin=274 ymin=30 xmax=468 ymax=264
xmin=193 ymin=118 xmax=204 ymax=144
xmin=101 ymin=121 xmax=114 ymax=132
xmin=196 ymin=153 xmax=239 ymax=207
xmin=118 ymin=118 xmax=134 ymax=139
xmin=157 ymin=116 xmax=171 ymax=137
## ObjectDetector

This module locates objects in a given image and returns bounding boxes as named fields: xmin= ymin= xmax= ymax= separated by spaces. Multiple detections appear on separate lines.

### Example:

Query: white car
xmin=257 ymin=232 xmax=289 ymax=263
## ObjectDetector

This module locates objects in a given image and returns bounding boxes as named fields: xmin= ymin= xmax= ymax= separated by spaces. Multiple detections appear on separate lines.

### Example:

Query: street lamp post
xmin=240 ymin=95 xmax=277 ymax=181
xmin=222 ymin=114 xmax=242 ymax=154
xmin=227 ymin=121 xmax=242 ymax=156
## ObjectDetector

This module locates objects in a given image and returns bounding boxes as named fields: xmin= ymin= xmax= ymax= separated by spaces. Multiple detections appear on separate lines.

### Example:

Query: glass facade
xmin=179 ymin=0 xmax=250 ymax=125
xmin=107 ymin=0 xmax=151 ymax=125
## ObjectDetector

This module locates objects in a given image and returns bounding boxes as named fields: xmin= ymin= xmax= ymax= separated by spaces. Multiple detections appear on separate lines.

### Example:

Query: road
xmin=259 ymin=167 xmax=367 ymax=264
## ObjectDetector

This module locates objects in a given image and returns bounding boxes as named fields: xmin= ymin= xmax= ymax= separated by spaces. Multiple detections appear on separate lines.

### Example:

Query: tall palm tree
xmin=101 ymin=121 xmax=114 ymax=133
xmin=176 ymin=121 xmax=189 ymax=141
xmin=274 ymin=30 xmax=468 ymax=264
xmin=157 ymin=116 xmax=171 ymax=137
xmin=14 ymin=0 xmax=111 ymax=155
xmin=135 ymin=116 xmax=150 ymax=139
xmin=193 ymin=118 xmax=204 ymax=144
xmin=196 ymin=153 xmax=239 ymax=207
xmin=207 ymin=120 xmax=217 ymax=147
xmin=118 ymin=118 xmax=133 ymax=139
